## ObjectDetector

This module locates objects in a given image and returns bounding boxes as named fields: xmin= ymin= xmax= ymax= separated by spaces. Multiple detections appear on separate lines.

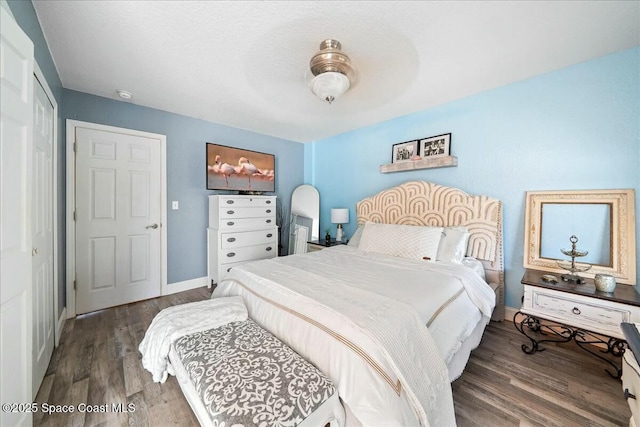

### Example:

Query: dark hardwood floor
xmin=35 ymin=288 xmax=630 ymax=426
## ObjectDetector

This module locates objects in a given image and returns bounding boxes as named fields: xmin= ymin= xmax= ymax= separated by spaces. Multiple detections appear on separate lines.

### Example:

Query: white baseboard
xmin=163 ymin=276 xmax=208 ymax=296
xmin=55 ymin=307 xmax=67 ymax=347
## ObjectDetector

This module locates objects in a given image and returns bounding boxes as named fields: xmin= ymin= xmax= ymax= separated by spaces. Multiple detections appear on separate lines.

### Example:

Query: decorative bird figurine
xmin=238 ymin=156 xmax=261 ymax=188
xmin=214 ymin=155 xmax=236 ymax=187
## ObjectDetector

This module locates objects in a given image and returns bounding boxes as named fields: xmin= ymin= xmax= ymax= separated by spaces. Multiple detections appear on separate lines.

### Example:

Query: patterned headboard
xmin=356 ymin=181 xmax=504 ymax=321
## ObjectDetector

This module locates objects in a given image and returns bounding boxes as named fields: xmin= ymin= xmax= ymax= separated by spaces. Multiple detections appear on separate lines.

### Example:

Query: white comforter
xmin=138 ymin=296 xmax=247 ymax=383
xmin=213 ymin=246 xmax=495 ymax=426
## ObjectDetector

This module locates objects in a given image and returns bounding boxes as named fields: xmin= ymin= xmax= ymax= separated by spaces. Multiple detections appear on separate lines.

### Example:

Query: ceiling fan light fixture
xmin=309 ymin=39 xmax=354 ymax=104
xmin=310 ymin=72 xmax=350 ymax=104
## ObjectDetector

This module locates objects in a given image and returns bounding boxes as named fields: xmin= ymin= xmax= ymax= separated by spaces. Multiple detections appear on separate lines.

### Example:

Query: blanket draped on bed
xmin=214 ymin=254 xmax=459 ymax=426
xmin=138 ymin=296 xmax=247 ymax=383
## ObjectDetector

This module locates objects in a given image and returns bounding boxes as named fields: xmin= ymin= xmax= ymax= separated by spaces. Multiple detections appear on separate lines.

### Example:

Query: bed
xmin=205 ymin=181 xmax=504 ymax=426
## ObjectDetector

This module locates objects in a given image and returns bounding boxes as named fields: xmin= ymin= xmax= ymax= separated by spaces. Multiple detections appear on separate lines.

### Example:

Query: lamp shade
xmin=331 ymin=208 xmax=349 ymax=224
xmin=310 ymin=72 xmax=350 ymax=104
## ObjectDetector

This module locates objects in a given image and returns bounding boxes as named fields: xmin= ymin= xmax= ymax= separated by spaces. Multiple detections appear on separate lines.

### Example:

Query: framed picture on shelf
xmin=419 ymin=133 xmax=451 ymax=159
xmin=391 ymin=140 xmax=419 ymax=164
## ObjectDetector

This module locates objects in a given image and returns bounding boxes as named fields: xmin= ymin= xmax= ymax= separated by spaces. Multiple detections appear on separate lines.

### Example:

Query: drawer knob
xmin=266 ymin=200 xmax=272 ymax=204
xmin=227 ymin=237 xmax=236 ymax=242
xmin=226 ymin=200 xmax=234 ymax=204
xmin=227 ymin=210 xmax=235 ymax=215
xmin=266 ymin=209 xmax=272 ymax=213
xmin=572 ymin=307 xmax=581 ymax=315
xmin=266 ymin=247 xmax=272 ymax=251
xmin=227 ymin=221 xmax=235 ymax=226
xmin=266 ymin=233 xmax=273 ymax=238
xmin=266 ymin=219 xmax=272 ymax=223
xmin=227 ymin=252 xmax=236 ymax=258
xmin=625 ymin=388 xmax=636 ymax=400
xmin=227 ymin=267 xmax=232 ymax=273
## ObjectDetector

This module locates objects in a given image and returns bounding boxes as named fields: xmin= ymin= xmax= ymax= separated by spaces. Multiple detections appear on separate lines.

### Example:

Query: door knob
xmin=32 ymin=248 xmax=38 ymax=256
xmin=146 ymin=223 xmax=159 ymax=229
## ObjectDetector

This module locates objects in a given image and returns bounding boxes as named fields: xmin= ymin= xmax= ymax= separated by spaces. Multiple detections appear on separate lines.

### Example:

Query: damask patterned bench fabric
xmin=174 ymin=319 xmax=337 ymax=426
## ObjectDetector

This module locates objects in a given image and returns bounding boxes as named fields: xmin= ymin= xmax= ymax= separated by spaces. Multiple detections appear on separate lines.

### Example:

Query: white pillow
xmin=357 ymin=222 xmax=443 ymax=261
xmin=437 ymin=226 xmax=470 ymax=263
xmin=347 ymin=224 xmax=364 ymax=247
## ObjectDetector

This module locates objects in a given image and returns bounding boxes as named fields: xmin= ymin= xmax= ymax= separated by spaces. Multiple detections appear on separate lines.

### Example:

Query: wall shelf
xmin=380 ymin=156 xmax=458 ymax=173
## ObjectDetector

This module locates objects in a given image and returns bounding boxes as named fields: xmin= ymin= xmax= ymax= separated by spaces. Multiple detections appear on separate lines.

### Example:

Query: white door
xmin=0 ymin=6 xmax=35 ymax=427
xmin=32 ymin=75 xmax=55 ymax=395
xmin=75 ymin=127 xmax=162 ymax=314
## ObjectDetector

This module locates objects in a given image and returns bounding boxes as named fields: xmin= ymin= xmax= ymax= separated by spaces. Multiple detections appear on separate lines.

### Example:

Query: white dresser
xmin=207 ymin=195 xmax=278 ymax=286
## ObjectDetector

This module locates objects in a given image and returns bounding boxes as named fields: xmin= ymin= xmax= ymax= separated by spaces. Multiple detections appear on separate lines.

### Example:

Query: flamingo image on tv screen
xmin=206 ymin=143 xmax=275 ymax=192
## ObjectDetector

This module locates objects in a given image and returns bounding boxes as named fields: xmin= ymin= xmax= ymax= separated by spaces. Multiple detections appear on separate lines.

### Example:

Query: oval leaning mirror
xmin=523 ymin=189 xmax=636 ymax=284
xmin=289 ymin=185 xmax=320 ymax=255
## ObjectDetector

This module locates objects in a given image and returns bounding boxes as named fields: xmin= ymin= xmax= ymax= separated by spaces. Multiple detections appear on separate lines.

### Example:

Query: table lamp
xmin=331 ymin=208 xmax=349 ymax=243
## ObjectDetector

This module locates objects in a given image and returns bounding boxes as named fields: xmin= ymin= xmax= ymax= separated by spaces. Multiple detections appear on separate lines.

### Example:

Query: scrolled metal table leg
xmin=608 ymin=338 xmax=626 ymax=357
xmin=513 ymin=311 xmax=543 ymax=354
xmin=512 ymin=311 xmax=625 ymax=378
xmin=573 ymin=331 xmax=624 ymax=379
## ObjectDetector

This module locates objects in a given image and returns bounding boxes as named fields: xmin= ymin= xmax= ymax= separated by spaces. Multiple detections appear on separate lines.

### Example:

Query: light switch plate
xmin=172 ymin=201 xmax=179 ymax=210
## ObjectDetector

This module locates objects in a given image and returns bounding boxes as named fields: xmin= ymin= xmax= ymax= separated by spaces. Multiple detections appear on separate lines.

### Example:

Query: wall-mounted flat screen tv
xmin=206 ymin=143 xmax=275 ymax=192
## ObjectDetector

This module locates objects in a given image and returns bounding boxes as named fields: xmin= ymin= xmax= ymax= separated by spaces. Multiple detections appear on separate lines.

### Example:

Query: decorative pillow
xmin=347 ymin=224 xmax=364 ymax=247
xmin=436 ymin=226 xmax=470 ymax=263
xmin=357 ymin=222 xmax=443 ymax=261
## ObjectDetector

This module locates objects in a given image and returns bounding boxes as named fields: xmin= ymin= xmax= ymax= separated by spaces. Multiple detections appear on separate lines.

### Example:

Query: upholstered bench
xmin=169 ymin=319 xmax=344 ymax=427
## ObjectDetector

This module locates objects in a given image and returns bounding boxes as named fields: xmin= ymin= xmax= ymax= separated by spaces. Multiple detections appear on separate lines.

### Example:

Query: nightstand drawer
xmin=523 ymin=285 xmax=634 ymax=338
xmin=533 ymin=291 xmax=628 ymax=326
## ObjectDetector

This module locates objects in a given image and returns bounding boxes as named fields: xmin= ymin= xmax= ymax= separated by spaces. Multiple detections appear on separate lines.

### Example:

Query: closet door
xmin=32 ymin=75 xmax=55 ymax=396
xmin=0 ymin=6 xmax=35 ymax=426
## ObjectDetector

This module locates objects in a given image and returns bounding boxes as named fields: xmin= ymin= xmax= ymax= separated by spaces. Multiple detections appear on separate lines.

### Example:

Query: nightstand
xmin=307 ymin=239 xmax=344 ymax=252
xmin=514 ymin=268 xmax=640 ymax=378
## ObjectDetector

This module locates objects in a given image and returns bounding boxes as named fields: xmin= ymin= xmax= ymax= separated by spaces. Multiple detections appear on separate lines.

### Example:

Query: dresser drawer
xmin=219 ymin=243 xmax=276 ymax=263
xmin=219 ymin=206 xmax=275 ymax=220
xmin=522 ymin=285 xmax=633 ymax=338
xmin=623 ymin=351 xmax=640 ymax=424
xmin=216 ymin=196 xmax=275 ymax=208
xmin=219 ymin=217 xmax=275 ymax=230
xmin=218 ymin=260 xmax=253 ymax=279
xmin=218 ymin=254 xmax=276 ymax=281
xmin=209 ymin=195 xmax=277 ymax=227
xmin=221 ymin=229 xmax=277 ymax=249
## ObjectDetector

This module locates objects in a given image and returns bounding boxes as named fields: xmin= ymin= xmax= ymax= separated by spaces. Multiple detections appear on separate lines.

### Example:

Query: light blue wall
xmin=7 ymin=0 xmax=66 ymax=317
xmin=63 ymin=89 xmax=304 ymax=285
xmin=7 ymin=0 xmax=639 ymax=312
xmin=308 ymin=47 xmax=640 ymax=309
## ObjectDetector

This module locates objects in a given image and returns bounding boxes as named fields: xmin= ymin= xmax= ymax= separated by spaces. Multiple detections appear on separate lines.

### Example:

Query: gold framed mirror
xmin=523 ymin=189 xmax=636 ymax=284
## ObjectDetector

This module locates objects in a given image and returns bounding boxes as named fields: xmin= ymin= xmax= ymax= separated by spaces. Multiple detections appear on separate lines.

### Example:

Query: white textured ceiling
xmin=33 ymin=1 xmax=639 ymax=143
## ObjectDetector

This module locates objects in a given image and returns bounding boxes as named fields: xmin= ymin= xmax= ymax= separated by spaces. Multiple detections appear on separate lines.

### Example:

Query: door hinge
xmin=73 ymin=280 xmax=77 ymax=291
xmin=73 ymin=141 xmax=77 ymax=153
xmin=73 ymin=211 xmax=76 ymax=221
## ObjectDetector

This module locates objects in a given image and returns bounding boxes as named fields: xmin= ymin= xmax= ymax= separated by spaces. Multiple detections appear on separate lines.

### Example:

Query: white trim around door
xmin=66 ymin=120 xmax=167 ymax=318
